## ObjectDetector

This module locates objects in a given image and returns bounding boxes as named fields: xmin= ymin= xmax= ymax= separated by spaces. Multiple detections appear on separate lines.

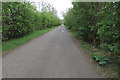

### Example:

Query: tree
xmin=2 ymin=2 xmax=61 ymax=41
xmin=64 ymin=2 xmax=120 ymax=65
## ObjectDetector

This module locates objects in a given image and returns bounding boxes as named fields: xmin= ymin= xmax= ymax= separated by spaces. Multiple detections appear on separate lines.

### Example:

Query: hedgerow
xmin=64 ymin=2 xmax=120 ymax=65
xmin=2 ymin=2 xmax=61 ymax=41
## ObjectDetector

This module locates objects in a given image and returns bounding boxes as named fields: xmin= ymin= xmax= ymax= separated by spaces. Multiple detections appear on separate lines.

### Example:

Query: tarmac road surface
xmin=2 ymin=26 xmax=102 ymax=78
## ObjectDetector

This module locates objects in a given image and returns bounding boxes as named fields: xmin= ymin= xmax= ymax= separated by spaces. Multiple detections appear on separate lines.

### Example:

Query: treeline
xmin=2 ymin=2 xmax=61 ymax=41
xmin=64 ymin=2 xmax=120 ymax=65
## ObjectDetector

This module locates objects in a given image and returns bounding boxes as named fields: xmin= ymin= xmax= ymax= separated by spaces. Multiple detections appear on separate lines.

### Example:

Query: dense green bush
xmin=2 ymin=2 xmax=61 ymax=41
xmin=64 ymin=2 xmax=120 ymax=65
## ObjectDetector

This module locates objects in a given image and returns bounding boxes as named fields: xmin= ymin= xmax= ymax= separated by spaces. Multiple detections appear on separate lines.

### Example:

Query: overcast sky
xmin=29 ymin=0 xmax=73 ymax=19
xmin=48 ymin=0 xmax=73 ymax=19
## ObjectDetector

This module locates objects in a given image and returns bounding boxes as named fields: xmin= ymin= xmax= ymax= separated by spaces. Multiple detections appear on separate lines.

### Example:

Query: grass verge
xmin=2 ymin=26 xmax=57 ymax=53
xmin=69 ymin=29 xmax=118 ymax=78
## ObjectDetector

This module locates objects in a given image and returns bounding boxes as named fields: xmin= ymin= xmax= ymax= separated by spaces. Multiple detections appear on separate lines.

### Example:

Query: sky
xmin=48 ymin=0 xmax=73 ymax=19
xmin=29 ymin=0 xmax=73 ymax=20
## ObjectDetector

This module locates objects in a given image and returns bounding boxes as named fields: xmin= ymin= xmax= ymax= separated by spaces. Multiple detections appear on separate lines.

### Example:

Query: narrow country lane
xmin=2 ymin=26 xmax=102 ymax=78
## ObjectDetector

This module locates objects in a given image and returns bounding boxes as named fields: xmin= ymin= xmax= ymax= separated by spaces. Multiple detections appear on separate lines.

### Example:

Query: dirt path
xmin=2 ymin=26 xmax=102 ymax=78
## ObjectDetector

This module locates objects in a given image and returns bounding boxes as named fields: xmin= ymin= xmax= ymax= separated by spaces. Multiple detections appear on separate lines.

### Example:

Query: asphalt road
xmin=2 ymin=26 xmax=102 ymax=78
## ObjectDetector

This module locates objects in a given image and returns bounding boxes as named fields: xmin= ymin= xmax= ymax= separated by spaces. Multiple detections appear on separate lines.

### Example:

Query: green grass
xmin=70 ymin=30 xmax=80 ymax=39
xmin=69 ymin=29 xmax=118 ymax=78
xmin=69 ymin=30 xmax=99 ymax=52
xmin=69 ymin=30 xmax=92 ymax=50
xmin=2 ymin=26 xmax=57 ymax=53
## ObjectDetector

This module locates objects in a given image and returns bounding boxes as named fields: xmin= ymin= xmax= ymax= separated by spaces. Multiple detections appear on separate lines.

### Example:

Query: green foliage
xmin=64 ymin=2 xmax=120 ymax=65
xmin=2 ymin=26 xmax=56 ymax=53
xmin=91 ymin=53 xmax=110 ymax=66
xmin=2 ymin=2 xmax=61 ymax=41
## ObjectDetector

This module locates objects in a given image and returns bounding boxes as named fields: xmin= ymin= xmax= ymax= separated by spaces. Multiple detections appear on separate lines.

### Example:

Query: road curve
xmin=2 ymin=26 xmax=102 ymax=78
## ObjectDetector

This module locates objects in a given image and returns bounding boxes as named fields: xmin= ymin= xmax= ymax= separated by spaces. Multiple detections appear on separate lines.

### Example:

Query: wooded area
xmin=64 ymin=2 xmax=120 ymax=66
xmin=1 ymin=1 xmax=120 ymax=78
xmin=2 ymin=2 xmax=61 ymax=41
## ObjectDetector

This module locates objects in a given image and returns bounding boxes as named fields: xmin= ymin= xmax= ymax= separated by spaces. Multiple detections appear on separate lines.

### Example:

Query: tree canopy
xmin=2 ymin=2 xmax=61 ymax=41
xmin=64 ymin=2 xmax=120 ymax=65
